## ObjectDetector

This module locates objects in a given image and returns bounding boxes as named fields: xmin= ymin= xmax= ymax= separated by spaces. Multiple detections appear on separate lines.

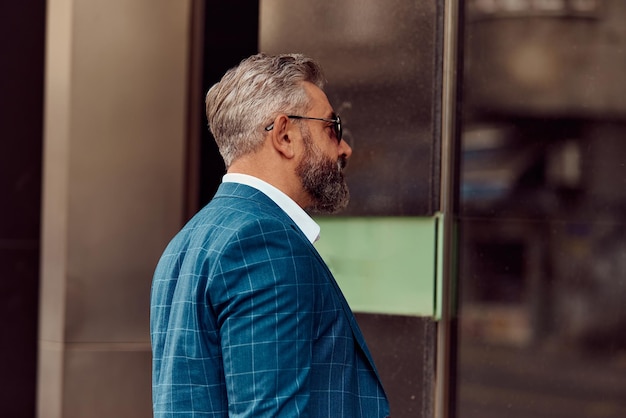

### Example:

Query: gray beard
xmin=297 ymin=134 xmax=350 ymax=214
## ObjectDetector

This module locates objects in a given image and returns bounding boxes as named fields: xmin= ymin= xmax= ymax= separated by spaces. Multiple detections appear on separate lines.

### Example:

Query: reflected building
xmin=458 ymin=0 xmax=626 ymax=416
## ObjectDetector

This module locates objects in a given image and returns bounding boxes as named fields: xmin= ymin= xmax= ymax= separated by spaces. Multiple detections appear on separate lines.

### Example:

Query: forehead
xmin=302 ymin=81 xmax=333 ymax=115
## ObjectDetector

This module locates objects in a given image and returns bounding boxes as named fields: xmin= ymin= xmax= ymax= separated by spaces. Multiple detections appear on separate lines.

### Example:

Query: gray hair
xmin=205 ymin=53 xmax=326 ymax=167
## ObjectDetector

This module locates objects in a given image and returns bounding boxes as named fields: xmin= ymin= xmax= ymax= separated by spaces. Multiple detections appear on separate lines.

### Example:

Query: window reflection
xmin=459 ymin=0 xmax=626 ymax=416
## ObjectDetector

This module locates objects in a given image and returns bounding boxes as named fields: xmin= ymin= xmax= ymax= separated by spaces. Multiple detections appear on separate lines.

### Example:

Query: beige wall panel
xmin=61 ymin=346 xmax=152 ymax=418
xmin=40 ymin=0 xmax=73 ymax=344
xmin=61 ymin=0 xmax=188 ymax=343
xmin=39 ymin=0 xmax=191 ymax=416
xmin=37 ymin=342 xmax=64 ymax=418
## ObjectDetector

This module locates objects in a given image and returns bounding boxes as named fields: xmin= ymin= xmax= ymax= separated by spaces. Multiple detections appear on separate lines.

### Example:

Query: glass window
xmin=458 ymin=1 xmax=626 ymax=417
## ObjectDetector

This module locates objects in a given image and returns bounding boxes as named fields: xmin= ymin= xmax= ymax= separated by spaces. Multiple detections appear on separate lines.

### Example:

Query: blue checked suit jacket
xmin=151 ymin=182 xmax=390 ymax=417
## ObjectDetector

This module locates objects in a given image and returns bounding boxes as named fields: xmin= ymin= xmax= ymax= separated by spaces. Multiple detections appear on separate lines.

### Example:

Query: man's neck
xmin=227 ymin=160 xmax=312 ymax=210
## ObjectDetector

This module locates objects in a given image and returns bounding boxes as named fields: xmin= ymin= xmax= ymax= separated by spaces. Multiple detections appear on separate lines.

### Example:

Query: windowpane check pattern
xmin=151 ymin=182 xmax=389 ymax=417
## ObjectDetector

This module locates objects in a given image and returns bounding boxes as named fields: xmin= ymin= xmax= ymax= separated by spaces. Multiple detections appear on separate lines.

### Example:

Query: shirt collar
xmin=222 ymin=173 xmax=321 ymax=243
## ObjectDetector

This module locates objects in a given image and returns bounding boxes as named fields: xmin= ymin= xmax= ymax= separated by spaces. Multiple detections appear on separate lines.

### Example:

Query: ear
xmin=268 ymin=114 xmax=297 ymax=159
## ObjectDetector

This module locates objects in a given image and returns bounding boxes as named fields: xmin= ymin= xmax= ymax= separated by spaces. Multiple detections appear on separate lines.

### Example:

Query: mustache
xmin=337 ymin=155 xmax=348 ymax=171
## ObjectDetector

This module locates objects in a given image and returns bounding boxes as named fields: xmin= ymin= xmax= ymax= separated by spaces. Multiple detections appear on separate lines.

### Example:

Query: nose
xmin=339 ymin=139 xmax=352 ymax=159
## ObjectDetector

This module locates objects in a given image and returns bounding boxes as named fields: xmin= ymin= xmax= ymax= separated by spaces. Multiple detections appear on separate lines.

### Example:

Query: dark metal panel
xmin=355 ymin=313 xmax=437 ymax=418
xmin=260 ymin=0 xmax=444 ymax=216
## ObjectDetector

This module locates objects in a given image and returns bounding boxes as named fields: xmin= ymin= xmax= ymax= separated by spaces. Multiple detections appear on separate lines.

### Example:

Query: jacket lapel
xmin=306 ymin=241 xmax=385 ymax=382
xmin=214 ymin=182 xmax=384 ymax=383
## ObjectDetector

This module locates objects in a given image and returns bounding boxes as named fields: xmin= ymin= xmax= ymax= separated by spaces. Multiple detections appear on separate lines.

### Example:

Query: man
xmin=150 ymin=53 xmax=390 ymax=417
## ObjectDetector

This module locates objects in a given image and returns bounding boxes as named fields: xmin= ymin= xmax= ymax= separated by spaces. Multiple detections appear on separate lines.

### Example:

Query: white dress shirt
xmin=222 ymin=173 xmax=320 ymax=243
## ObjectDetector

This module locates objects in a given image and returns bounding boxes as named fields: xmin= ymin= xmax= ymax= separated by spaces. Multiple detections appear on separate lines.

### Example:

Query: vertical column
xmin=38 ymin=0 xmax=191 ymax=416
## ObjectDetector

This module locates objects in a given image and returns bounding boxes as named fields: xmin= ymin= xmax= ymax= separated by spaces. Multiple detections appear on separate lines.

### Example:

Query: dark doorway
xmin=0 ymin=1 xmax=46 ymax=417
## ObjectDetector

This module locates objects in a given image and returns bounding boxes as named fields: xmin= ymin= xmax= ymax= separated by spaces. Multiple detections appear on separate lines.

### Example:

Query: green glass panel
xmin=314 ymin=217 xmax=438 ymax=317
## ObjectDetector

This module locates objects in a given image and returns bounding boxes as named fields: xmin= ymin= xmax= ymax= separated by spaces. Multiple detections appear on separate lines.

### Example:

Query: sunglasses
xmin=265 ymin=114 xmax=342 ymax=144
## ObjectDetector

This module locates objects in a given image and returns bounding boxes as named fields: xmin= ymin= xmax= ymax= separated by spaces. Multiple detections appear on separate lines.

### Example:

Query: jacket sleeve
xmin=209 ymin=218 xmax=318 ymax=417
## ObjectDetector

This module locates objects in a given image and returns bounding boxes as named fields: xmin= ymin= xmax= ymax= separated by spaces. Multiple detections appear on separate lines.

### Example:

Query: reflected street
xmin=458 ymin=342 xmax=626 ymax=418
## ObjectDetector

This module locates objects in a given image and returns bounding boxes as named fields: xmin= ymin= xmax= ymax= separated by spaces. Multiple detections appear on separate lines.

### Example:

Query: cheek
xmin=318 ymin=141 xmax=338 ymax=161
